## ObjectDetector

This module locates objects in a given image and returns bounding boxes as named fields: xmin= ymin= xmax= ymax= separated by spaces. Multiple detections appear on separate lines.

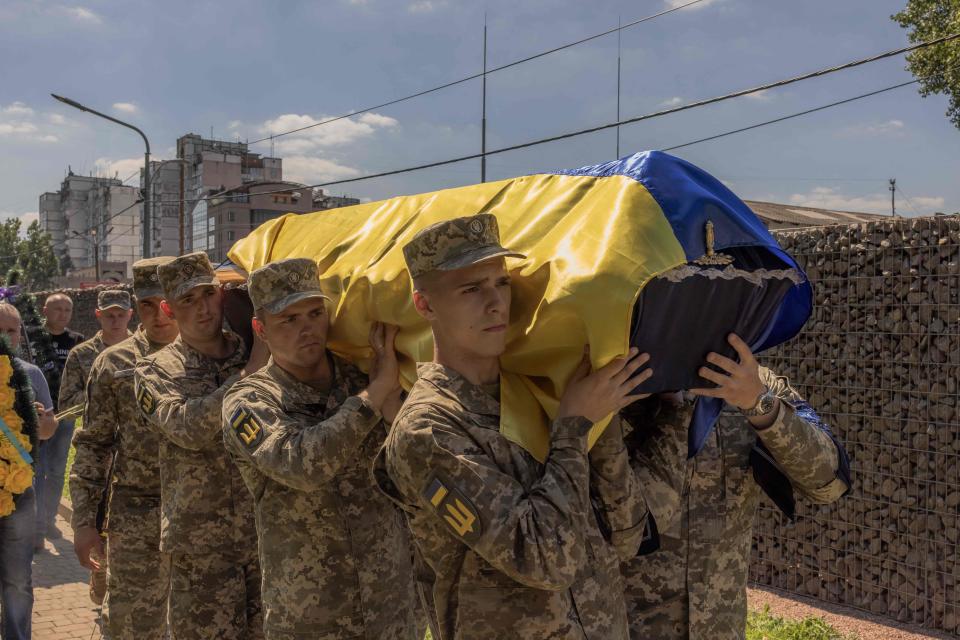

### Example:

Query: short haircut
xmin=0 ymin=302 xmax=22 ymax=324
xmin=44 ymin=293 xmax=73 ymax=307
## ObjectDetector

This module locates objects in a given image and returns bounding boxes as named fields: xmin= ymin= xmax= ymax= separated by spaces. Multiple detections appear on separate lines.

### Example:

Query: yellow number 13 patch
xmin=229 ymin=406 xmax=265 ymax=450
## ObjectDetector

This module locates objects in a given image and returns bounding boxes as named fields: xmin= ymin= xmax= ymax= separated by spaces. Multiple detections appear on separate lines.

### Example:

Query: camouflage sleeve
xmin=222 ymin=388 xmax=382 ymax=491
xmin=135 ymin=361 xmax=240 ymax=452
xmin=754 ymin=367 xmax=848 ymax=504
xmin=69 ymin=354 xmax=116 ymax=530
xmin=621 ymin=398 xmax=690 ymax=537
xmin=58 ymin=347 xmax=86 ymax=412
xmin=588 ymin=416 xmax=650 ymax=560
xmin=387 ymin=403 xmax=593 ymax=591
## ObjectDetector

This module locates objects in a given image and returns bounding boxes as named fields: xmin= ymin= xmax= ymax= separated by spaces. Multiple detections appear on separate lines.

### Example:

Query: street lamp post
xmin=51 ymin=94 xmax=152 ymax=259
xmin=71 ymin=227 xmax=112 ymax=283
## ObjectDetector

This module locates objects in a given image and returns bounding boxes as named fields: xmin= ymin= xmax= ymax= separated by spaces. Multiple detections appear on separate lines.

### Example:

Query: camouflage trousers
xmin=103 ymin=529 xmax=170 ymax=640
xmin=168 ymin=548 xmax=263 ymax=640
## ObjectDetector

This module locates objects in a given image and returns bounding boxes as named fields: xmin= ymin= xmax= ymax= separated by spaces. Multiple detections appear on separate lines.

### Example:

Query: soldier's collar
xmin=176 ymin=331 xmax=246 ymax=370
xmin=265 ymin=352 xmax=356 ymax=409
xmin=416 ymin=362 xmax=501 ymax=417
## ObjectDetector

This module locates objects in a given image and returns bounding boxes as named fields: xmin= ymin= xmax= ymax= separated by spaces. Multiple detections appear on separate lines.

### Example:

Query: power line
xmin=155 ymin=33 xmax=959 ymax=207
xmin=662 ymin=79 xmax=919 ymax=151
xmin=246 ymin=0 xmax=710 ymax=145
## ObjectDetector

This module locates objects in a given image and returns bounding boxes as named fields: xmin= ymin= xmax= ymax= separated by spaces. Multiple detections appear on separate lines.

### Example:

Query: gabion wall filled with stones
xmin=33 ymin=285 xmax=137 ymax=339
xmin=751 ymin=215 xmax=960 ymax=635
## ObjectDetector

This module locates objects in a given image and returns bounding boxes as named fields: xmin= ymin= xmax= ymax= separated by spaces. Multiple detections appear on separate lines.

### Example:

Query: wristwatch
xmin=741 ymin=388 xmax=778 ymax=417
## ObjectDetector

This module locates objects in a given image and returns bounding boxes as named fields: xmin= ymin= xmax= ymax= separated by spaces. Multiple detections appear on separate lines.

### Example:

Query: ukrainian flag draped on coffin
xmin=228 ymin=151 xmax=812 ymax=461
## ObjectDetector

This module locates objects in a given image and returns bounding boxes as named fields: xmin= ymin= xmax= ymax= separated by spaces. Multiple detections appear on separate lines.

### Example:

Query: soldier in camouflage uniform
xmin=221 ymin=258 xmax=418 ymax=639
xmin=70 ymin=258 xmax=180 ymax=639
xmin=620 ymin=333 xmax=851 ymax=639
xmin=375 ymin=214 xmax=658 ymax=640
xmin=135 ymin=252 xmax=268 ymax=640
xmin=58 ymin=290 xmax=133 ymax=414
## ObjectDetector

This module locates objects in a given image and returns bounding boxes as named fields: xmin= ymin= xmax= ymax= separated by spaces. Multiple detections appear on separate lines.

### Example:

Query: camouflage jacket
xmin=69 ymin=329 xmax=165 ymax=533
xmin=222 ymin=356 xmax=417 ymax=639
xmin=620 ymin=368 xmax=850 ymax=639
xmin=134 ymin=332 xmax=256 ymax=553
xmin=376 ymin=363 xmax=647 ymax=640
xmin=59 ymin=331 xmax=117 ymax=412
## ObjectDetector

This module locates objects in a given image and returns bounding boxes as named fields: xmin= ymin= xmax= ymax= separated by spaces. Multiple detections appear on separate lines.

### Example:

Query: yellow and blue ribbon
xmin=0 ymin=415 xmax=33 ymax=465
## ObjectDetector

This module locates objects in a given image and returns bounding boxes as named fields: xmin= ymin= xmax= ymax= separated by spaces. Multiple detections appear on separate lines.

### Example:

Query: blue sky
xmin=1 ymin=0 xmax=957 ymax=228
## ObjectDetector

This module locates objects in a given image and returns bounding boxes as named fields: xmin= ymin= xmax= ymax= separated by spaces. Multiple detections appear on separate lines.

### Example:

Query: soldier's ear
xmin=412 ymin=291 xmax=434 ymax=321
xmin=252 ymin=317 xmax=266 ymax=340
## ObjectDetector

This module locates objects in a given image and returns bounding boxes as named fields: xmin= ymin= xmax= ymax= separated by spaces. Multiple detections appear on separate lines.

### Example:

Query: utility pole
xmin=93 ymin=230 xmax=100 ymax=282
xmin=178 ymin=138 xmax=186 ymax=255
xmin=481 ymin=14 xmax=488 ymax=183
xmin=889 ymin=178 xmax=896 ymax=217
xmin=616 ymin=15 xmax=622 ymax=158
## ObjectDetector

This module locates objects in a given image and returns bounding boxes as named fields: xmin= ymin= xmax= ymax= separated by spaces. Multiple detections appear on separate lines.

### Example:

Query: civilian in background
xmin=31 ymin=293 xmax=84 ymax=551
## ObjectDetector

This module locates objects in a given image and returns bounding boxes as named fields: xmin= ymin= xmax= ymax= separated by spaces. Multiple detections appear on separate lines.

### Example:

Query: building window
xmin=272 ymin=195 xmax=289 ymax=205
xmin=227 ymin=210 xmax=235 ymax=222
xmin=227 ymin=230 xmax=235 ymax=242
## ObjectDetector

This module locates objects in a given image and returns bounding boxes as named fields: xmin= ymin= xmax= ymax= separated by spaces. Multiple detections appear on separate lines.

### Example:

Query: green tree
xmin=0 ymin=218 xmax=22 ymax=276
xmin=16 ymin=220 xmax=60 ymax=290
xmin=893 ymin=0 xmax=960 ymax=128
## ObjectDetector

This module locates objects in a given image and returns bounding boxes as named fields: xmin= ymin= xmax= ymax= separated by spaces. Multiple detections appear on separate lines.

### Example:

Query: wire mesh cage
xmin=751 ymin=215 xmax=960 ymax=634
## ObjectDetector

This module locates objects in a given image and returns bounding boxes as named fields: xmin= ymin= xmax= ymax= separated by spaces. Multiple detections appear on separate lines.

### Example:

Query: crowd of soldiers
xmin=59 ymin=213 xmax=851 ymax=640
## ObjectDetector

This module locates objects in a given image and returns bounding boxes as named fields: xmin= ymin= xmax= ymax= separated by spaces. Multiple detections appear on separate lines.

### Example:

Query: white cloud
xmin=744 ymin=89 xmax=774 ymax=102
xmin=48 ymin=113 xmax=67 ymax=125
xmin=659 ymin=96 xmax=684 ymax=108
xmin=787 ymin=186 xmax=944 ymax=215
xmin=0 ymin=121 xmax=38 ymax=135
xmin=838 ymin=119 xmax=905 ymax=137
xmin=408 ymin=0 xmax=446 ymax=12
xmin=0 ymin=211 xmax=39 ymax=228
xmin=93 ymin=157 xmax=145 ymax=181
xmin=112 ymin=102 xmax=138 ymax=114
xmin=2 ymin=102 xmax=34 ymax=117
xmin=60 ymin=6 xmax=102 ymax=24
xmin=0 ymin=101 xmax=66 ymax=144
xmin=259 ymin=111 xmax=398 ymax=155
xmin=227 ymin=120 xmax=242 ymax=130
xmin=664 ymin=0 xmax=720 ymax=10
xmin=282 ymin=156 xmax=361 ymax=185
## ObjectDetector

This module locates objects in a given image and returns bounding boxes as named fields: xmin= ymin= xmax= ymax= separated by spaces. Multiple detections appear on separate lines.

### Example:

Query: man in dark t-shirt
xmin=31 ymin=293 xmax=84 ymax=549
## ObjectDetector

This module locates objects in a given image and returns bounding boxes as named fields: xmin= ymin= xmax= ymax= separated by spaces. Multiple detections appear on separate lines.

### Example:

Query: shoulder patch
xmin=422 ymin=474 xmax=482 ymax=544
xmin=228 ymin=405 xmax=265 ymax=450
xmin=136 ymin=383 xmax=157 ymax=415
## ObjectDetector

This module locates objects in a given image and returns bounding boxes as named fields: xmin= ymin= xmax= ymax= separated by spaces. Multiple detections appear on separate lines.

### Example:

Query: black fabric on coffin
xmin=629 ymin=257 xmax=800 ymax=395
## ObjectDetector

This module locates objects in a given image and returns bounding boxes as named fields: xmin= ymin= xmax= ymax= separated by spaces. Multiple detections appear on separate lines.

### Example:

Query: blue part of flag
xmin=554 ymin=151 xmax=814 ymax=457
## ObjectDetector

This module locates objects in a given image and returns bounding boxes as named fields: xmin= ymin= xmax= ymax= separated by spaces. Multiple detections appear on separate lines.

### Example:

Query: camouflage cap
xmin=158 ymin=252 xmax=219 ymax=301
xmin=97 ymin=289 xmax=131 ymax=311
xmin=402 ymin=213 xmax=525 ymax=280
xmin=132 ymin=256 xmax=176 ymax=299
xmin=248 ymin=258 xmax=329 ymax=314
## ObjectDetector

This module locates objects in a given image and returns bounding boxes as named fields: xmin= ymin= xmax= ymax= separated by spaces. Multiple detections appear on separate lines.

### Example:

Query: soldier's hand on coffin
xmin=241 ymin=332 xmax=271 ymax=378
xmin=690 ymin=333 xmax=768 ymax=411
xmin=73 ymin=525 xmax=104 ymax=571
xmin=558 ymin=347 xmax=653 ymax=424
xmin=365 ymin=322 xmax=402 ymax=414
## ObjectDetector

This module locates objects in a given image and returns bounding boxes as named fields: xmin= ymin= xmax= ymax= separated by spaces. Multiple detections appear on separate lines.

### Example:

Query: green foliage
xmin=893 ymin=0 xmax=960 ymax=128
xmin=0 ymin=219 xmax=21 ymax=276
xmin=17 ymin=221 xmax=61 ymax=291
xmin=746 ymin=606 xmax=856 ymax=640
